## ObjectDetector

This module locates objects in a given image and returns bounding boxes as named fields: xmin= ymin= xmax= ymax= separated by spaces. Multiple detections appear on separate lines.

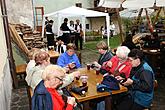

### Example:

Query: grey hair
xmin=116 ymin=46 xmax=130 ymax=60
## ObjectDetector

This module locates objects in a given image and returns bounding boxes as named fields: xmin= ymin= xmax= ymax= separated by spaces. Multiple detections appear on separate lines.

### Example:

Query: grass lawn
xmin=84 ymin=35 xmax=122 ymax=51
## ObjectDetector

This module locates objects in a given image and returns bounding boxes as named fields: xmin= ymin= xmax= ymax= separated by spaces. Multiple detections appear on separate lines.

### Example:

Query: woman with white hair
xmin=32 ymin=65 xmax=76 ymax=110
xmin=102 ymin=46 xmax=132 ymax=78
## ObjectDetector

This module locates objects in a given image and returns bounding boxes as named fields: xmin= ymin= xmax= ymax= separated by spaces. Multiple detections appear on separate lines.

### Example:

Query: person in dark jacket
xmin=92 ymin=41 xmax=113 ymax=75
xmin=115 ymin=49 xmax=155 ymax=110
xmin=121 ymin=34 xmax=137 ymax=50
xmin=32 ymin=65 xmax=76 ymax=110
xmin=60 ymin=18 xmax=71 ymax=44
xmin=45 ymin=20 xmax=54 ymax=50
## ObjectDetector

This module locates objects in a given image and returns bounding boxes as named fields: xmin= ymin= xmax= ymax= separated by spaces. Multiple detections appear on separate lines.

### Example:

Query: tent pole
xmin=82 ymin=16 xmax=86 ymax=43
xmin=116 ymin=8 xmax=123 ymax=43
xmin=106 ymin=15 xmax=110 ymax=46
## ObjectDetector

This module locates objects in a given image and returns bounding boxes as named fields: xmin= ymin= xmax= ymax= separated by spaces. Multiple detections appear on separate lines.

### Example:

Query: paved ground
xmin=10 ymin=47 xmax=165 ymax=110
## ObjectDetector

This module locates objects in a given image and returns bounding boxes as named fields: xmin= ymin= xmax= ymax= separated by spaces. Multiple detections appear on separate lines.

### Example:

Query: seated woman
xmin=26 ymin=48 xmax=41 ymax=74
xmin=26 ymin=51 xmax=80 ymax=93
xmin=32 ymin=65 xmax=76 ymax=110
xmin=57 ymin=43 xmax=81 ymax=70
xmin=55 ymin=36 xmax=66 ymax=54
xmin=25 ymin=51 xmax=50 ymax=91
xmin=103 ymin=46 xmax=132 ymax=78
xmin=92 ymin=41 xmax=113 ymax=74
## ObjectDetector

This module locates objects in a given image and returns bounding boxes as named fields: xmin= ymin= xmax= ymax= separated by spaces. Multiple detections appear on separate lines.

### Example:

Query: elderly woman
xmin=103 ymin=46 xmax=132 ymax=78
xmin=57 ymin=43 xmax=81 ymax=70
xmin=26 ymin=51 xmax=50 ymax=91
xmin=26 ymin=48 xmax=41 ymax=74
xmin=92 ymin=41 xmax=113 ymax=74
xmin=32 ymin=65 xmax=76 ymax=110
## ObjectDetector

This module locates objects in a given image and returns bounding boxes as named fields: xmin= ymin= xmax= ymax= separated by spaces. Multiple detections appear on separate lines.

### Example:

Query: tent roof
xmin=44 ymin=6 xmax=108 ymax=17
xmin=99 ymin=0 xmax=165 ymax=9
xmin=98 ymin=0 xmax=123 ymax=8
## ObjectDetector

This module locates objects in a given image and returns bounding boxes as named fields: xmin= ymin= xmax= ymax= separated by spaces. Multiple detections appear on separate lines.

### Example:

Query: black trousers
xmin=46 ymin=34 xmax=54 ymax=47
xmin=75 ymin=33 xmax=83 ymax=50
xmin=61 ymin=33 xmax=70 ymax=45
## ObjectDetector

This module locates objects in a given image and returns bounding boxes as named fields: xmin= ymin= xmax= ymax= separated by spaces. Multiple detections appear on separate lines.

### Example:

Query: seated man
xmin=115 ymin=49 xmax=155 ymax=110
xmin=57 ymin=43 xmax=81 ymax=70
xmin=32 ymin=65 xmax=76 ymax=110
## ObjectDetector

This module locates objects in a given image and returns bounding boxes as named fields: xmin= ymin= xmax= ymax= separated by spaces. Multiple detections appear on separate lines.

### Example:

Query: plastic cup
xmin=80 ymin=75 xmax=88 ymax=87
xmin=87 ymin=64 xmax=91 ymax=70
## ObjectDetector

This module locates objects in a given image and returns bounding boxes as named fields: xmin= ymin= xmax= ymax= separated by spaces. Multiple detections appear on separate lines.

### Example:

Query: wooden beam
xmin=145 ymin=8 xmax=154 ymax=33
xmin=135 ymin=8 xmax=143 ymax=25
xmin=116 ymin=8 xmax=124 ymax=42
xmin=9 ymin=24 xmax=29 ymax=56
xmin=153 ymin=7 xmax=162 ymax=26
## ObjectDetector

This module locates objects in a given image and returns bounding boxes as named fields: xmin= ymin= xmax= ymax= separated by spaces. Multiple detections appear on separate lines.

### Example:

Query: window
xmin=75 ymin=3 xmax=82 ymax=8
xmin=86 ymin=24 xmax=89 ymax=29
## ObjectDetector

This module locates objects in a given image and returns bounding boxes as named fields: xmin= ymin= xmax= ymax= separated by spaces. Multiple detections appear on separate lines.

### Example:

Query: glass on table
xmin=86 ymin=64 xmax=91 ymax=70
xmin=80 ymin=75 xmax=88 ymax=87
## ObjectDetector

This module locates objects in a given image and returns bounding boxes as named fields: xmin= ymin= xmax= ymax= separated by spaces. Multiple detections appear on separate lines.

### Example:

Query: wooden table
xmin=70 ymin=68 xmax=128 ymax=110
xmin=47 ymin=50 xmax=60 ymax=64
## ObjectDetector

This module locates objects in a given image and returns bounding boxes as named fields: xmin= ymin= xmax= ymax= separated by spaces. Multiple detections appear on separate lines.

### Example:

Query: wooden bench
xmin=16 ymin=64 xmax=27 ymax=80
xmin=27 ymin=86 xmax=33 ymax=110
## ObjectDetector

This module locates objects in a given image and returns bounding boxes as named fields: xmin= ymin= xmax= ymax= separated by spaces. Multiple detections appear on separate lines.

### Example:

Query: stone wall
xmin=6 ymin=0 xmax=34 ymax=27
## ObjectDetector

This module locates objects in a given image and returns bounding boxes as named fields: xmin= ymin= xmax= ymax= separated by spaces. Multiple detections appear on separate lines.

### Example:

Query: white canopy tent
xmin=42 ymin=6 xmax=110 ymax=46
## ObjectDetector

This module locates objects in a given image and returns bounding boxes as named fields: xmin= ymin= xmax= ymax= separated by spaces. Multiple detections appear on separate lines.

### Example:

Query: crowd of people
xmin=45 ymin=17 xmax=83 ymax=52
xmin=24 ymin=37 xmax=156 ymax=110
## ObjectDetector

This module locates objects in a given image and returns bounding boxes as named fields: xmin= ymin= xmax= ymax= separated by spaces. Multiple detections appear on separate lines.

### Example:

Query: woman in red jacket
xmin=102 ymin=46 xmax=132 ymax=78
xmin=32 ymin=65 xmax=76 ymax=110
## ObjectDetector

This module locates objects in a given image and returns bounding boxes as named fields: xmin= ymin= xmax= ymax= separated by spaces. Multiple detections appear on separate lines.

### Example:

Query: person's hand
xmin=115 ymin=76 xmax=124 ymax=81
xmin=68 ymin=63 xmax=76 ymax=69
xmin=102 ymin=62 xmax=107 ymax=67
xmin=106 ymin=61 xmax=112 ymax=67
xmin=93 ymin=61 xmax=101 ymax=69
xmin=122 ymin=78 xmax=133 ymax=86
xmin=72 ymin=71 xmax=80 ymax=78
xmin=67 ymin=97 xmax=76 ymax=106
xmin=64 ymin=67 xmax=70 ymax=73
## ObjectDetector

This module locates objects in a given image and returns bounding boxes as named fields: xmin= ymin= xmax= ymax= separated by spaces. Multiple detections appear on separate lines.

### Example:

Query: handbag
xmin=97 ymin=75 xmax=120 ymax=92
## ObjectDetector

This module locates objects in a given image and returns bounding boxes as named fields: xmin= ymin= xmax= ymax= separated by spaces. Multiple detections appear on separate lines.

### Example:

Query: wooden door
xmin=35 ymin=7 xmax=44 ymax=32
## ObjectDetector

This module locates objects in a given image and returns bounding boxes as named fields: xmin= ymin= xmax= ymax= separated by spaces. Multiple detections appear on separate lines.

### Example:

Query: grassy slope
xmin=84 ymin=35 xmax=122 ymax=52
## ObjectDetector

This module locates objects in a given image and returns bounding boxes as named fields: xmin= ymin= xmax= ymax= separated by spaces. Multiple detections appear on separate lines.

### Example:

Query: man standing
xmin=116 ymin=49 xmax=155 ymax=110
xmin=60 ymin=18 xmax=70 ymax=45
xmin=75 ymin=19 xmax=83 ymax=50
xmin=45 ymin=20 xmax=54 ymax=50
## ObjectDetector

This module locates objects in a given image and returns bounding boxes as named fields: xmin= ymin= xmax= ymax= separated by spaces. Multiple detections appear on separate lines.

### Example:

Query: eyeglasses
xmin=55 ymin=76 xmax=63 ymax=82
